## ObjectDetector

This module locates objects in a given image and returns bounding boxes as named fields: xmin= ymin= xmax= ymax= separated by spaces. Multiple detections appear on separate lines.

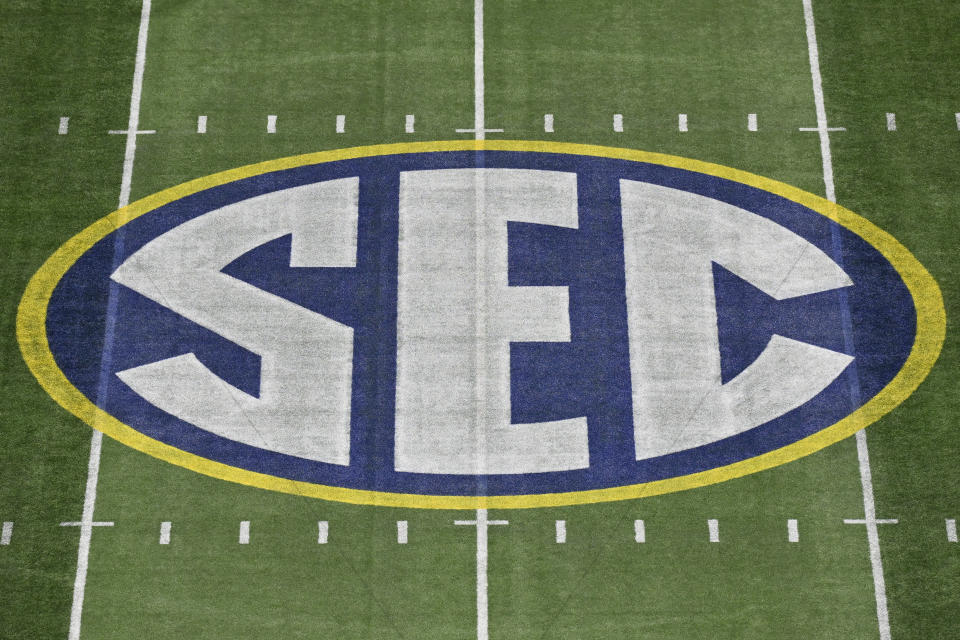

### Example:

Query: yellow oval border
xmin=17 ymin=140 xmax=946 ymax=509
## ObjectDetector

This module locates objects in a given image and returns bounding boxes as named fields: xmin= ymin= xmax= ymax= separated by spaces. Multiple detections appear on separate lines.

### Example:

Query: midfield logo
xmin=19 ymin=142 xmax=944 ymax=507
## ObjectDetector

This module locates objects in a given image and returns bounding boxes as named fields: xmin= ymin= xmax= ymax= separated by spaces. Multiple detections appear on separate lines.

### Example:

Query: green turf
xmin=1 ymin=1 xmax=958 ymax=638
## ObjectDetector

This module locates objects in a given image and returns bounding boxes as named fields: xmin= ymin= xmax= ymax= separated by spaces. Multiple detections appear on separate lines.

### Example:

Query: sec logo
xmin=18 ymin=141 xmax=944 ymax=508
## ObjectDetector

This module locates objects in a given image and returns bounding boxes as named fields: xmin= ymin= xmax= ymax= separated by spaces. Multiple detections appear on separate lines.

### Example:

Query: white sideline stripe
xmin=397 ymin=520 xmax=408 ymax=544
xmin=68 ymin=4 xmax=151 ymax=639
xmin=544 ymin=113 xmax=554 ymax=133
xmin=1 ymin=522 xmax=12 ymax=545
xmin=803 ymin=3 xmax=891 ymax=638
xmin=708 ymin=519 xmax=719 ymax=542
xmin=266 ymin=115 xmax=277 ymax=133
xmin=405 ymin=114 xmax=415 ymax=133
xmin=886 ymin=113 xmax=896 ymax=131
xmin=947 ymin=519 xmax=958 ymax=543
xmin=788 ymin=519 xmax=799 ymax=543
xmin=238 ymin=521 xmax=250 ymax=544
xmin=317 ymin=520 xmax=329 ymax=544
xmin=456 ymin=509 xmax=508 ymax=640
xmin=196 ymin=115 xmax=207 ymax=134
xmin=633 ymin=519 xmax=645 ymax=543
xmin=678 ymin=113 xmax=688 ymax=132
xmin=555 ymin=520 xmax=566 ymax=543
xmin=59 ymin=117 xmax=69 ymax=135
xmin=748 ymin=113 xmax=758 ymax=131
xmin=336 ymin=114 xmax=345 ymax=133
xmin=613 ymin=113 xmax=623 ymax=132
xmin=159 ymin=521 xmax=171 ymax=545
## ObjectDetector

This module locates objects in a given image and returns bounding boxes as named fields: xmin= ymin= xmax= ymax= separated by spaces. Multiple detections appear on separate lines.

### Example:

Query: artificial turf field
xmin=1 ymin=0 xmax=958 ymax=638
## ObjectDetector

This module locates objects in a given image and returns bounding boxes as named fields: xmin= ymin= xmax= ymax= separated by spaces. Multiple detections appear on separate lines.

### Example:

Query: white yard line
xmin=238 ymin=521 xmax=250 ymax=545
xmin=886 ymin=113 xmax=896 ymax=131
xmin=405 ymin=114 xmax=415 ymax=133
xmin=678 ymin=113 xmax=688 ymax=132
xmin=472 ymin=0 xmax=485 ymax=139
xmin=455 ymin=509 xmax=509 ymax=640
xmin=707 ymin=519 xmax=720 ymax=543
xmin=1 ymin=521 xmax=12 ymax=545
xmin=788 ymin=519 xmax=799 ymax=543
xmin=455 ymin=0 xmax=502 ymax=138
xmin=555 ymin=520 xmax=566 ymax=544
xmin=802 ymin=2 xmax=892 ymax=638
xmin=59 ymin=117 xmax=70 ymax=135
xmin=267 ymin=114 xmax=277 ymax=134
xmin=947 ymin=519 xmax=958 ymax=543
xmin=544 ymin=113 xmax=554 ymax=133
xmin=66 ymin=4 xmax=152 ymax=638
xmin=955 ymin=113 xmax=959 ymax=130
xmin=613 ymin=113 xmax=623 ymax=132
xmin=196 ymin=115 xmax=207 ymax=134
xmin=397 ymin=520 xmax=408 ymax=544
xmin=748 ymin=113 xmax=758 ymax=132
xmin=336 ymin=114 xmax=345 ymax=133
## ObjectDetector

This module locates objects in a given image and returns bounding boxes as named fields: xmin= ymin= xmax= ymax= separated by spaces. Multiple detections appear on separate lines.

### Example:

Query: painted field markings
xmin=456 ymin=509 xmax=509 ymax=640
xmin=544 ymin=113 xmax=554 ymax=133
xmin=788 ymin=519 xmax=799 ymax=543
xmin=707 ymin=519 xmax=720 ymax=542
xmin=748 ymin=113 xmax=758 ymax=131
xmin=336 ymin=114 xmax=345 ymax=133
xmin=886 ymin=113 xmax=897 ymax=131
xmin=633 ymin=519 xmax=646 ymax=543
xmin=108 ymin=129 xmax=156 ymax=135
xmin=1 ymin=522 xmax=12 ymax=545
xmin=196 ymin=115 xmax=207 ymax=134
xmin=454 ymin=0 xmax=503 ymax=138
xmin=59 ymin=117 xmax=70 ymax=135
xmin=555 ymin=520 xmax=566 ymax=544
xmin=613 ymin=113 xmax=623 ymax=132
xmin=946 ymin=519 xmax=957 ymax=543
xmin=678 ymin=113 xmax=688 ymax=132
xmin=804 ymin=4 xmax=894 ymax=637
xmin=397 ymin=520 xmax=408 ymax=544
xmin=159 ymin=521 xmax=171 ymax=545
xmin=405 ymin=114 xmax=415 ymax=133
xmin=238 ymin=521 xmax=250 ymax=545
xmin=317 ymin=520 xmax=329 ymax=544
xmin=266 ymin=115 xmax=277 ymax=133
xmin=67 ymin=3 xmax=151 ymax=639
